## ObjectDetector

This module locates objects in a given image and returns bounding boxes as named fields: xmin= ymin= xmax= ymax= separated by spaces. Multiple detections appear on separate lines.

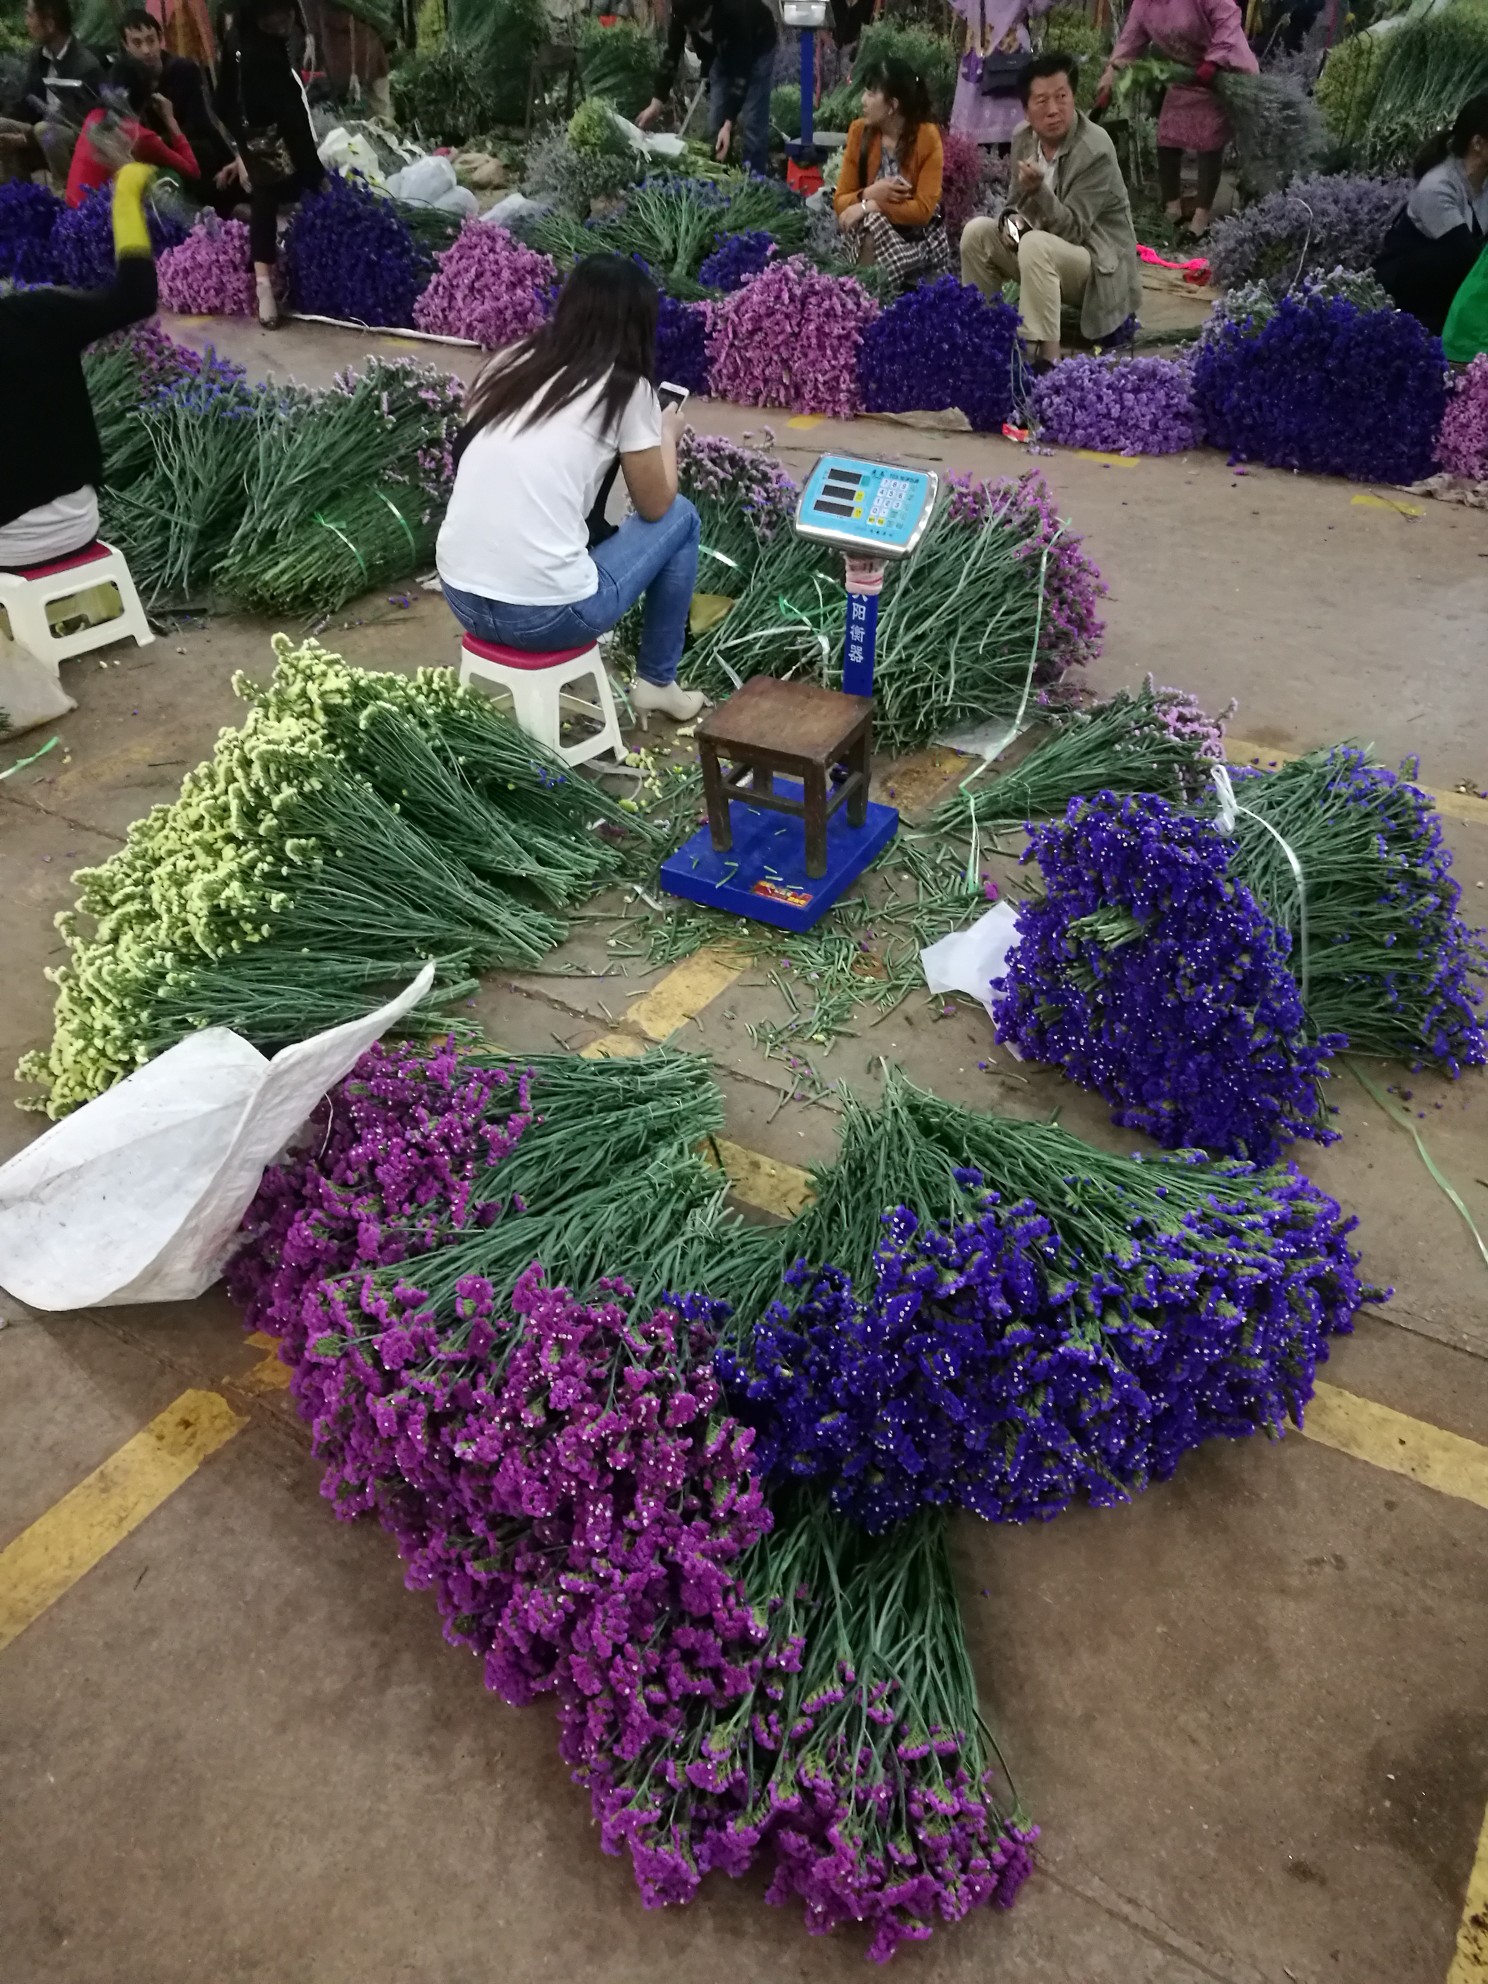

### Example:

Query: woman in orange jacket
xmin=833 ymin=56 xmax=952 ymax=291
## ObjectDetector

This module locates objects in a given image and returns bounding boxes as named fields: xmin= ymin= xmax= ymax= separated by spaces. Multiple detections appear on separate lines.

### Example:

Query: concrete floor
xmin=1 ymin=330 xmax=1487 ymax=1984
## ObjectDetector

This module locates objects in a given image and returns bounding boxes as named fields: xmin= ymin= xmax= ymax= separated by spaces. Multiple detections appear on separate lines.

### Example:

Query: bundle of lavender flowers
xmin=718 ymin=1070 xmax=1377 ymax=1533
xmin=228 ymin=1042 xmax=1035 ymax=1962
xmin=990 ymin=790 xmax=1343 ymax=1160
xmin=933 ymin=678 xmax=1233 ymax=836
xmin=1029 ymin=353 xmax=1198 ymax=457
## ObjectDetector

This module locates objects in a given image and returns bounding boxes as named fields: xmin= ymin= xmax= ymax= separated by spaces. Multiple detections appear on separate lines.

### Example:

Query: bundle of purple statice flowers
xmin=991 ymin=790 xmax=1343 ymax=1160
xmin=947 ymin=472 xmax=1107 ymax=680
xmin=1436 ymin=355 xmax=1488 ymax=481
xmin=1030 ymin=352 xmax=1198 ymax=455
xmin=655 ymin=293 xmax=711 ymax=395
xmin=706 ymin=254 xmax=879 ymax=418
xmin=697 ymin=226 xmax=775 ymax=292
xmin=857 ymin=276 xmax=1020 ymax=433
xmin=1206 ymin=174 xmax=1408 ymax=296
xmin=718 ymin=1072 xmax=1380 ymax=1533
xmin=413 ymin=220 xmax=557 ymax=346
xmin=1192 ymin=285 xmax=1447 ymax=483
xmin=0 ymin=178 xmax=64 ymax=283
xmin=228 ymin=1040 xmax=1036 ymax=1962
xmin=157 ymin=214 xmax=257 ymax=316
xmin=49 ymin=183 xmax=185 ymax=289
xmin=282 ymin=172 xmax=433 ymax=328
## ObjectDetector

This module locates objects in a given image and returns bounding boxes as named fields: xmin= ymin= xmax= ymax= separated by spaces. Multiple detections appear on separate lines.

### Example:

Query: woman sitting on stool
xmin=1376 ymin=94 xmax=1488 ymax=337
xmin=437 ymin=255 xmax=706 ymax=728
xmin=834 ymin=56 xmax=951 ymax=291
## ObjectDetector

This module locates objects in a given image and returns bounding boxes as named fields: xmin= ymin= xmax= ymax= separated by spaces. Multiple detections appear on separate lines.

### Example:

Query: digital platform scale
xmin=659 ymin=453 xmax=938 ymax=932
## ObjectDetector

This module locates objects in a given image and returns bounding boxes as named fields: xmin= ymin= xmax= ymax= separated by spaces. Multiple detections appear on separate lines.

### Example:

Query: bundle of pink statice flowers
xmin=706 ymin=255 xmax=879 ymax=418
xmin=413 ymin=221 xmax=557 ymax=346
xmin=1435 ymin=355 xmax=1488 ymax=482
xmin=227 ymin=1041 xmax=1036 ymax=1962
xmin=157 ymin=215 xmax=258 ymax=316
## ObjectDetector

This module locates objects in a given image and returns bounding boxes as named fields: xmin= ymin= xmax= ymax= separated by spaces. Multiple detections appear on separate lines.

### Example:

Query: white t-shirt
xmin=436 ymin=364 xmax=663 ymax=607
xmin=0 ymin=486 xmax=99 ymax=568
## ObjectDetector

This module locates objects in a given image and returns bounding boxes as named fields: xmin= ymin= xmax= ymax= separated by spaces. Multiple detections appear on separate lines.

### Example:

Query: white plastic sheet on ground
xmin=919 ymin=901 xmax=1021 ymax=1023
xmin=0 ymin=963 xmax=434 ymax=1311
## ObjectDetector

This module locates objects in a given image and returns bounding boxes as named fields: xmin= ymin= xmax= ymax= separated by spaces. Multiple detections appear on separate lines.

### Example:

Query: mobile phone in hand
xmin=658 ymin=381 xmax=690 ymax=412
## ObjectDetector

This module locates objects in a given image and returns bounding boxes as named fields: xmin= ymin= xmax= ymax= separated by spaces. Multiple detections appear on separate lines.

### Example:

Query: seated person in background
xmin=117 ymin=6 xmax=235 ymax=196
xmin=833 ymin=55 xmax=952 ymax=291
xmin=0 ymin=0 xmax=104 ymax=185
xmin=959 ymin=52 xmax=1141 ymax=368
xmin=437 ymin=255 xmax=706 ymax=730
xmin=0 ymin=162 xmax=160 ymax=568
xmin=65 ymin=55 xmax=198 ymax=205
xmin=1376 ymin=94 xmax=1488 ymax=338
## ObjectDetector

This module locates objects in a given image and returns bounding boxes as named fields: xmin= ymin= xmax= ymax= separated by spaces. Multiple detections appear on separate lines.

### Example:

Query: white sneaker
xmin=630 ymin=678 xmax=706 ymax=729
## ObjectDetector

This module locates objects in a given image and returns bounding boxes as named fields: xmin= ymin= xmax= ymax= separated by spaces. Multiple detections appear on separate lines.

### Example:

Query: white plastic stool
xmin=0 ymin=540 xmax=154 ymax=667
xmin=458 ymin=632 xmax=626 ymax=768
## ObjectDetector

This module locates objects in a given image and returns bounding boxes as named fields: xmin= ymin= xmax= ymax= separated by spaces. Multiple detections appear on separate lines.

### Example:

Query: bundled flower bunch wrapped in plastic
xmin=1436 ymin=354 xmax=1488 ymax=481
xmin=948 ymin=472 xmax=1107 ymax=682
xmin=857 ymin=275 xmax=1020 ymax=432
xmin=991 ymin=790 xmax=1342 ymax=1160
xmin=697 ymin=226 xmax=775 ymax=293
xmin=720 ymin=1073 xmax=1379 ymax=1531
xmin=1193 ymin=284 xmax=1446 ymax=483
xmin=1206 ymin=173 xmax=1408 ymax=295
xmin=157 ymin=214 xmax=257 ymax=315
xmin=706 ymin=255 xmax=879 ymax=417
xmin=413 ymin=220 xmax=557 ymax=345
xmin=283 ymin=172 xmax=433 ymax=328
xmin=49 ymin=183 xmax=185 ymax=288
xmin=676 ymin=426 xmax=799 ymax=594
xmin=1030 ymin=352 xmax=1198 ymax=455
xmin=935 ymin=677 xmax=1232 ymax=834
xmin=0 ymin=178 xmax=64 ymax=283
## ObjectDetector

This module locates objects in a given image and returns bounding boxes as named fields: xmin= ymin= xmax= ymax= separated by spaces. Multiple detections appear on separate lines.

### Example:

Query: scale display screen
xmin=795 ymin=454 xmax=937 ymax=558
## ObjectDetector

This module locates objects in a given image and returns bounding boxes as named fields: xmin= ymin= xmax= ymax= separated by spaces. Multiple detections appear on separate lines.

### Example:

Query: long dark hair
xmin=859 ymin=54 xmax=933 ymax=150
xmin=1413 ymin=90 xmax=1488 ymax=180
xmin=457 ymin=255 xmax=659 ymax=460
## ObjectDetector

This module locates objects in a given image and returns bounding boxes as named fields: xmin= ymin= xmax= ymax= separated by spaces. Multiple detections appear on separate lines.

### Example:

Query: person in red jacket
xmin=64 ymin=56 xmax=197 ymax=208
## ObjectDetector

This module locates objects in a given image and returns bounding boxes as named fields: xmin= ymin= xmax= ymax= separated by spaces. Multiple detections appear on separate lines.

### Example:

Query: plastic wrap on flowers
xmin=157 ymin=214 xmax=256 ymax=316
xmin=1436 ymin=355 xmax=1488 ymax=481
xmin=283 ymin=173 xmax=433 ymax=328
xmin=696 ymin=227 xmax=775 ymax=293
xmin=50 ymin=184 xmax=186 ymax=290
xmin=857 ymin=275 xmax=1019 ymax=433
xmin=412 ymin=220 xmax=556 ymax=346
xmin=655 ymin=294 xmax=711 ymax=395
xmin=0 ymin=179 xmax=64 ymax=283
xmin=1193 ymin=288 xmax=1447 ymax=483
xmin=991 ymin=791 xmax=1342 ymax=1161
xmin=705 ymin=255 xmax=878 ymax=418
xmin=1031 ymin=353 xmax=1198 ymax=455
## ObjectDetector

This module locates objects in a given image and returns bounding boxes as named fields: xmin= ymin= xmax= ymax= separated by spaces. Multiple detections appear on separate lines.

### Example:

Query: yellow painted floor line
xmin=0 ymin=1389 xmax=246 ymax=1654
xmin=1449 ymin=1799 xmax=1488 ymax=1981
xmin=579 ymin=1033 xmax=648 ymax=1062
xmin=1226 ymin=738 xmax=1488 ymax=828
xmin=616 ymin=946 xmax=747 ymax=1043
xmin=708 ymin=1139 xmax=815 ymax=1219
xmin=238 ymin=1332 xmax=292 ymax=1393
xmin=1302 ymin=1382 xmax=1488 ymax=1512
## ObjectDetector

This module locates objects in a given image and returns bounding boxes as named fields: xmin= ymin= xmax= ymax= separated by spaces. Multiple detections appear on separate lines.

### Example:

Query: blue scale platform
xmin=660 ymin=776 xmax=899 ymax=934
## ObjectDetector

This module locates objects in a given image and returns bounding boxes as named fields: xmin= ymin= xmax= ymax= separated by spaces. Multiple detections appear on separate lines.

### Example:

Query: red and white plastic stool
xmin=458 ymin=633 xmax=626 ymax=769
xmin=0 ymin=540 xmax=153 ymax=667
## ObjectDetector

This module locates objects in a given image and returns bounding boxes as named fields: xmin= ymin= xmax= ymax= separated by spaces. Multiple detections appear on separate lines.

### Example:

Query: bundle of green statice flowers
xmin=991 ymin=790 xmax=1342 ymax=1159
xmin=16 ymin=638 xmax=653 ymax=1116
xmin=717 ymin=1070 xmax=1379 ymax=1534
xmin=1216 ymin=747 xmax=1488 ymax=1075
xmin=680 ymin=446 xmax=1105 ymax=750
xmin=227 ymin=1041 xmax=1035 ymax=1962
xmin=934 ymin=677 xmax=1234 ymax=836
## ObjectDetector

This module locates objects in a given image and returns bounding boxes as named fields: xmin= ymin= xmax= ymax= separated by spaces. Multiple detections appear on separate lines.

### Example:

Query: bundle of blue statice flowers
xmin=1192 ymin=282 xmax=1446 ymax=483
xmin=716 ymin=1072 xmax=1379 ymax=1534
xmin=991 ymin=790 xmax=1343 ymax=1161
xmin=857 ymin=275 xmax=1020 ymax=433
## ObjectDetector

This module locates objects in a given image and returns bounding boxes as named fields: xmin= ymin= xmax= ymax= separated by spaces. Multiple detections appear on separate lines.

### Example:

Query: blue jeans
xmin=710 ymin=44 xmax=775 ymax=176
xmin=442 ymin=497 xmax=700 ymax=686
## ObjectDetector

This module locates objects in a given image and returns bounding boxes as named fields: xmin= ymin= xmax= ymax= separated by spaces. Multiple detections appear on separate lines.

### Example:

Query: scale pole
xmin=799 ymin=24 xmax=815 ymax=154
xmin=842 ymin=556 xmax=885 ymax=697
